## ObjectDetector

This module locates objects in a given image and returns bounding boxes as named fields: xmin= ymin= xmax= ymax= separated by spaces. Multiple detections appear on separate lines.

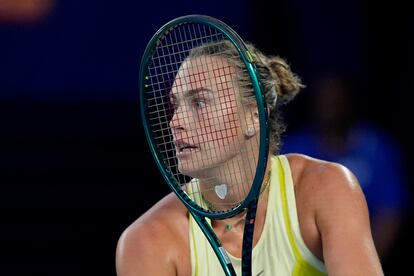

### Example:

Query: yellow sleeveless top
xmin=188 ymin=155 xmax=327 ymax=276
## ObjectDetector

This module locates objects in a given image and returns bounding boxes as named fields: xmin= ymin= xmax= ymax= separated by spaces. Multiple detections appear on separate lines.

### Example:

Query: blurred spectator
xmin=281 ymin=74 xmax=407 ymax=259
xmin=0 ymin=0 xmax=53 ymax=23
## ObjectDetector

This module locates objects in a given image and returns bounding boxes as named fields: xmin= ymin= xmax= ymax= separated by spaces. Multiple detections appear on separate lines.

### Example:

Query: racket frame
xmin=140 ymin=15 xmax=270 ymax=276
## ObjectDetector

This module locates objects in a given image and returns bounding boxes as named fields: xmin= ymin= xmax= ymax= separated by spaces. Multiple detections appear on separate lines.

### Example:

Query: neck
xmin=201 ymin=168 xmax=272 ymax=212
xmin=212 ymin=172 xmax=271 ymax=237
xmin=197 ymin=150 xmax=259 ymax=208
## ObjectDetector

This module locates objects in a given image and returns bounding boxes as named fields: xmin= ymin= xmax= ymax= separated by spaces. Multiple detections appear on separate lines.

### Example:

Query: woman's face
xmin=169 ymin=56 xmax=251 ymax=176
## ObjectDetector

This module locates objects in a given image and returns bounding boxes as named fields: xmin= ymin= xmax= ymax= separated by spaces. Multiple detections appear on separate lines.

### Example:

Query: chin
xmin=177 ymin=161 xmax=202 ymax=177
xmin=178 ymin=158 xmax=225 ymax=179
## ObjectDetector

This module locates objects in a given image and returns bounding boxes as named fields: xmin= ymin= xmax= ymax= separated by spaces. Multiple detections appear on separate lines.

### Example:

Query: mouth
xmin=174 ymin=140 xmax=199 ymax=154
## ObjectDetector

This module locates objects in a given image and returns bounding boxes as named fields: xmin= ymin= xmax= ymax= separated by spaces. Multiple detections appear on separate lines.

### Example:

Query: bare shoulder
xmin=116 ymin=193 xmax=190 ymax=276
xmin=285 ymin=153 xmax=383 ymax=275
xmin=285 ymin=153 xmax=369 ymax=231
xmin=286 ymin=153 xmax=362 ymax=199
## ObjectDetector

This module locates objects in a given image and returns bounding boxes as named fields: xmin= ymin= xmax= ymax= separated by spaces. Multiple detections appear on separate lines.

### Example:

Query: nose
xmin=169 ymin=105 xmax=186 ymax=132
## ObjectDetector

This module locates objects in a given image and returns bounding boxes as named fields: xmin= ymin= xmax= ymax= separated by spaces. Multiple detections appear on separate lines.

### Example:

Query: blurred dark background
xmin=0 ymin=0 xmax=412 ymax=275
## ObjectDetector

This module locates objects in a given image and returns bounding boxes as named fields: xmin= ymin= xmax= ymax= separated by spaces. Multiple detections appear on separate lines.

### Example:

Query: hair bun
xmin=267 ymin=57 xmax=304 ymax=103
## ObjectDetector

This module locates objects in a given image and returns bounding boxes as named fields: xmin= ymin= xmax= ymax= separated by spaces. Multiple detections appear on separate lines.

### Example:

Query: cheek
xmin=221 ymin=114 xmax=241 ymax=146
xmin=217 ymin=92 xmax=243 ymax=141
xmin=198 ymin=101 xmax=242 ymax=146
xmin=222 ymin=106 xmax=240 ymax=137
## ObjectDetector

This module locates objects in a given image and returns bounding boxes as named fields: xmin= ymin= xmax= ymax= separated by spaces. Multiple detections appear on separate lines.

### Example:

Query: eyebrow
xmin=171 ymin=87 xmax=213 ymax=100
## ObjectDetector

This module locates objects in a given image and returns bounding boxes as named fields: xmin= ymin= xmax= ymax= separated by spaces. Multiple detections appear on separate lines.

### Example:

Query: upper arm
xmin=314 ymin=163 xmax=383 ymax=276
xmin=116 ymin=221 xmax=177 ymax=276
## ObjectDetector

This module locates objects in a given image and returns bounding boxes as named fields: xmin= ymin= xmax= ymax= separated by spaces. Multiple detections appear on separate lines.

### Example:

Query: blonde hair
xmin=189 ymin=41 xmax=304 ymax=153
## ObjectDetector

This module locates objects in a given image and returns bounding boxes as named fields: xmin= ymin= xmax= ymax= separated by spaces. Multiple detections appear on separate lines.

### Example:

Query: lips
xmin=174 ymin=140 xmax=199 ymax=154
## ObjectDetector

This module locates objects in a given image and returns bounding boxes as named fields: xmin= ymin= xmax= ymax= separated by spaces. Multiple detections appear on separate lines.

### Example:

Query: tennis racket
xmin=139 ymin=15 xmax=270 ymax=276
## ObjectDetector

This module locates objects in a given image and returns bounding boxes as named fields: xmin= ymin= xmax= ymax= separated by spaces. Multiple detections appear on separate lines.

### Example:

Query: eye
xmin=193 ymin=99 xmax=207 ymax=109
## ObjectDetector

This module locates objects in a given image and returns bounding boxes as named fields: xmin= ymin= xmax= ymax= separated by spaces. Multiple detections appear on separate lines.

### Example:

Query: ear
xmin=244 ymin=109 xmax=260 ymax=138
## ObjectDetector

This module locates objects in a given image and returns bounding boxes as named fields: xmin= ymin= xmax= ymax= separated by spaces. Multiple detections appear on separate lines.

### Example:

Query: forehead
xmin=171 ymin=56 xmax=235 ymax=94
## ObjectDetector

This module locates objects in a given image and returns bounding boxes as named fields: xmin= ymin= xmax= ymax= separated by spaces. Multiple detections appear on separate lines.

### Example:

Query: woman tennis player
xmin=116 ymin=39 xmax=383 ymax=275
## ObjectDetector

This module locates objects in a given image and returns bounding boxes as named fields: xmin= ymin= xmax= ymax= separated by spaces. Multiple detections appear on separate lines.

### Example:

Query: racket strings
xmin=144 ymin=22 xmax=259 ymax=213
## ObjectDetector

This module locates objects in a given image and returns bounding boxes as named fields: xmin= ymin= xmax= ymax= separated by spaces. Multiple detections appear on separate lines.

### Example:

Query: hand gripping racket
xmin=139 ymin=15 xmax=270 ymax=276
